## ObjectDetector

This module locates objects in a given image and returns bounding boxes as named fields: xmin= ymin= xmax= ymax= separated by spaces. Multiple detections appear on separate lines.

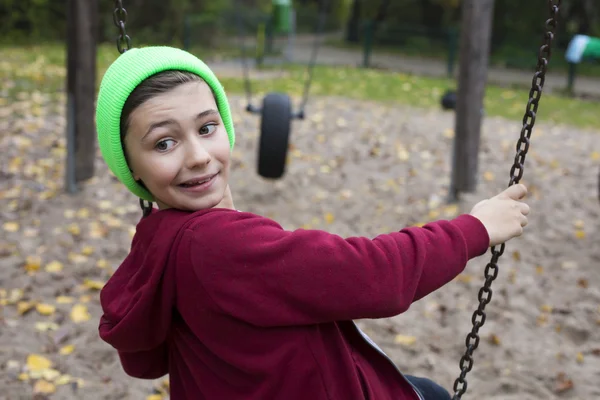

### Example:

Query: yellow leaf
xmin=36 ymin=303 xmax=56 ymax=316
xmin=35 ymin=322 xmax=59 ymax=332
xmin=98 ymin=200 xmax=112 ymax=210
xmin=488 ymin=334 xmax=501 ymax=346
xmin=3 ymin=222 xmax=20 ymax=232
xmin=76 ymin=208 xmax=90 ymax=219
xmin=27 ymin=354 xmax=53 ymax=372
xmin=80 ymin=295 xmax=91 ymax=303
xmin=394 ymin=334 xmax=417 ymax=346
xmin=541 ymin=304 xmax=553 ymax=313
xmin=18 ymin=301 xmax=35 ymax=315
xmin=42 ymin=368 xmax=61 ymax=381
xmin=147 ymin=395 xmax=163 ymax=400
xmin=67 ymin=223 xmax=81 ymax=236
xmin=575 ymin=230 xmax=585 ymax=239
xmin=456 ymin=273 xmax=473 ymax=284
xmin=59 ymin=344 xmax=75 ymax=355
xmin=483 ymin=171 xmax=495 ymax=181
xmin=324 ymin=213 xmax=335 ymax=224
xmin=573 ymin=220 xmax=585 ymax=229
xmin=512 ymin=251 xmax=521 ymax=261
xmin=81 ymin=246 xmax=95 ymax=256
xmin=535 ymin=265 xmax=544 ymax=275
xmin=591 ymin=151 xmax=600 ymax=161
xmin=64 ymin=209 xmax=76 ymax=218
xmin=56 ymin=296 xmax=75 ymax=304
xmin=83 ymin=279 xmax=104 ymax=290
xmin=443 ymin=204 xmax=459 ymax=217
xmin=428 ymin=210 xmax=440 ymax=219
xmin=68 ymin=252 xmax=88 ymax=264
xmin=70 ymin=304 xmax=90 ymax=323
xmin=33 ymin=380 xmax=56 ymax=394
xmin=55 ymin=375 xmax=72 ymax=385
xmin=96 ymin=259 xmax=109 ymax=268
xmin=18 ymin=373 xmax=29 ymax=381
xmin=443 ymin=128 xmax=454 ymax=139
xmin=25 ymin=256 xmax=41 ymax=273
xmin=576 ymin=352 xmax=584 ymax=363
xmin=45 ymin=261 xmax=63 ymax=273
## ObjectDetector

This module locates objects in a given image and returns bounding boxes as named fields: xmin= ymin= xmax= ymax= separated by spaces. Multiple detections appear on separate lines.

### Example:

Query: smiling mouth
xmin=178 ymin=173 xmax=218 ymax=188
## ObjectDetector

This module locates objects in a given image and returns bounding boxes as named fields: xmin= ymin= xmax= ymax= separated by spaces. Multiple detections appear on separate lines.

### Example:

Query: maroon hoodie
xmin=99 ymin=208 xmax=489 ymax=400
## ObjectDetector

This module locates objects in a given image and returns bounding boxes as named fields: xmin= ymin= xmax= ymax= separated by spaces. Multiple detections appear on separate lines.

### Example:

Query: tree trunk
xmin=345 ymin=0 xmax=361 ymax=43
xmin=66 ymin=0 xmax=98 ymax=190
xmin=450 ymin=0 xmax=495 ymax=199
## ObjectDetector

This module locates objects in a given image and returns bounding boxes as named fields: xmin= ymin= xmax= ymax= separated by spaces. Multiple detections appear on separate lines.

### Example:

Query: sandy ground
xmin=1 ymin=92 xmax=599 ymax=400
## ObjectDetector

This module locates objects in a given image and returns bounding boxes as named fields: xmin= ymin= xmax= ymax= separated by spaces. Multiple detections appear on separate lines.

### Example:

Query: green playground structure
xmin=565 ymin=34 xmax=600 ymax=92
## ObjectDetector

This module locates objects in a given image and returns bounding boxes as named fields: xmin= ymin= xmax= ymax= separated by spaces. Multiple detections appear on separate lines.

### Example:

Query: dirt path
xmin=1 ymin=92 xmax=599 ymax=399
xmin=223 ymin=32 xmax=600 ymax=97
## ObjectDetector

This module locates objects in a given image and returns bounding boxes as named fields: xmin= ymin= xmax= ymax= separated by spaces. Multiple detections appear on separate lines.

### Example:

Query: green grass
xmin=1 ymin=42 xmax=599 ymax=130
xmin=326 ymin=38 xmax=600 ymax=79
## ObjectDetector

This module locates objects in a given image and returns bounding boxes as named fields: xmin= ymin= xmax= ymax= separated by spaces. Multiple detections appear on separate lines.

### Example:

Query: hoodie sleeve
xmin=182 ymin=211 xmax=489 ymax=327
xmin=117 ymin=343 xmax=169 ymax=379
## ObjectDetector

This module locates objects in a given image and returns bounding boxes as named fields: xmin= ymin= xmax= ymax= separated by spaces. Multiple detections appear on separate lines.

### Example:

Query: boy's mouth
xmin=178 ymin=173 xmax=218 ymax=188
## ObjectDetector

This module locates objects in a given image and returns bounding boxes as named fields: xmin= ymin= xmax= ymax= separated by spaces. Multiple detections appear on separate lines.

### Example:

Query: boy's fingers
xmin=504 ymin=184 xmax=527 ymax=200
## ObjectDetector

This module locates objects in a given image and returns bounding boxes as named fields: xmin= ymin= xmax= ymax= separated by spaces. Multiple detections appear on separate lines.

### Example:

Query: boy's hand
xmin=469 ymin=184 xmax=530 ymax=247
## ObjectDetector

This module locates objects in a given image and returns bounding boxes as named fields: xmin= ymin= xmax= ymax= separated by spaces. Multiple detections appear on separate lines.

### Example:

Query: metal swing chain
xmin=451 ymin=1 xmax=561 ymax=399
xmin=113 ymin=0 xmax=132 ymax=54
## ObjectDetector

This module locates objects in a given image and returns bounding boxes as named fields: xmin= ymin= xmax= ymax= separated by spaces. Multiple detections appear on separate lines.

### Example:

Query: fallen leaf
xmin=483 ymin=171 xmax=495 ymax=181
xmin=575 ymin=230 xmax=585 ymax=239
xmin=18 ymin=301 xmax=36 ymax=315
xmin=55 ymin=375 xmax=72 ymax=385
xmin=45 ymin=261 xmax=63 ymax=273
xmin=81 ymin=246 xmax=95 ymax=256
xmin=36 ymin=303 xmax=56 ymax=316
xmin=83 ymin=279 xmax=104 ymax=291
xmin=3 ymin=222 xmax=20 ymax=232
xmin=56 ymin=296 xmax=75 ymax=304
xmin=394 ymin=334 xmax=417 ymax=346
xmin=70 ymin=304 xmax=91 ymax=323
xmin=146 ymin=395 xmax=163 ymax=400
xmin=576 ymin=352 xmax=584 ymax=363
xmin=24 ymin=256 xmax=42 ymax=273
xmin=59 ymin=344 xmax=75 ymax=355
xmin=489 ymin=334 xmax=501 ymax=346
xmin=96 ymin=259 xmax=109 ymax=268
xmin=512 ymin=251 xmax=521 ymax=261
xmin=35 ymin=322 xmax=59 ymax=332
xmin=33 ymin=380 xmax=56 ymax=394
xmin=577 ymin=279 xmax=588 ymax=289
xmin=541 ymin=304 xmax=553 ymax=313
xmin=324 ymin=213 xmax=335 ymax=224
xmin=27 ymin=354 xmax=52 ymax=372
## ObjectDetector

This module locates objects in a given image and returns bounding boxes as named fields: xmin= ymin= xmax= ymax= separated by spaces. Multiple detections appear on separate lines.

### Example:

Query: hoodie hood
xmin=98 ymin=208 xmax=199 ymax=352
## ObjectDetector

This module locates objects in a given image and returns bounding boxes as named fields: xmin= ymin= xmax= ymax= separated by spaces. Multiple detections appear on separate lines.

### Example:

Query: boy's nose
xmin=185 ymin=139 xmax=212 ymax=169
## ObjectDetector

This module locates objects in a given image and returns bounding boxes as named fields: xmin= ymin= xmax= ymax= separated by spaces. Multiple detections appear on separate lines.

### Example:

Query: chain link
xmin=451 ymin=2 xmax=561 ymax=398
xmin=113 ymin=0 xmax=131 ymax=54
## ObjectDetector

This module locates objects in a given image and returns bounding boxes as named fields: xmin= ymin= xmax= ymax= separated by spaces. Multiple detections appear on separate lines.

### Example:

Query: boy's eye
xmin=199 ymin=123 xmax=217 ymax=136
xmin=155 ymin=139 xmax=175 ymax=152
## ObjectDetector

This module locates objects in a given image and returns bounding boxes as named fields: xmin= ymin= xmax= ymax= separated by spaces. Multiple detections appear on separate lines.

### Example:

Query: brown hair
xmin=120 ymin=70 xmax=204 ymax=140
xmin=120 ymin=70 xmax=204 ymax=217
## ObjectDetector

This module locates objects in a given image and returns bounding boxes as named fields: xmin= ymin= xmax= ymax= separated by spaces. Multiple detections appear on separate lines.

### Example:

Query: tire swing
xmin=235 ymin=0 xmax=330 ymax=179
xmin=450 ymin=2 xmax=561 ymax=399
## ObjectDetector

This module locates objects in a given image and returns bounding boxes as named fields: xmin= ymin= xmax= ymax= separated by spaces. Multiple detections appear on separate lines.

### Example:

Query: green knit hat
xmin=95 ymin=46 xmax=235 ymax=202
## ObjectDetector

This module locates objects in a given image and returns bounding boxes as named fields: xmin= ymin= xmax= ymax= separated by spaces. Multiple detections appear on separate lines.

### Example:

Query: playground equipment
xmin=565 ymin=34 xmax=600 ymax=92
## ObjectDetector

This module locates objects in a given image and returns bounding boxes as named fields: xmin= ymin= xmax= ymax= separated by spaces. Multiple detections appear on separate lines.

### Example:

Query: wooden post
xmin=449 ymin=0 xmax=494 ymax=201
xmin=66 ymin=0 xmax=98 ymax=193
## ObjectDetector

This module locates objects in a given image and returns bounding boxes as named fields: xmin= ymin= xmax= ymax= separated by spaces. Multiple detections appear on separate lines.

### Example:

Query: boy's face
xmin=124 ymin=80 xmax=232 ymax=211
